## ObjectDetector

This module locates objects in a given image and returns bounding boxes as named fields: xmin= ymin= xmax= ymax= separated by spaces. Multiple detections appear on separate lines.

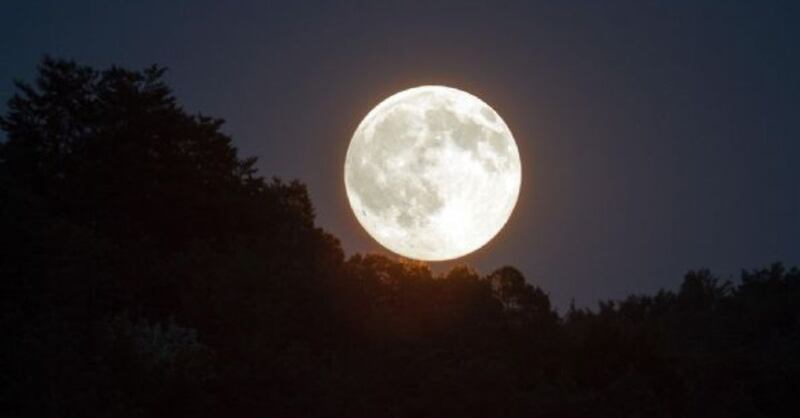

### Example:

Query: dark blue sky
xmin=2 ymin=1 xmax=798 ymax=307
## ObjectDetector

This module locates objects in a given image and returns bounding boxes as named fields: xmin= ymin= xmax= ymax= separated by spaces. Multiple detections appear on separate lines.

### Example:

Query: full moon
xmin=344 ymin=86 xmax=521 ymax=261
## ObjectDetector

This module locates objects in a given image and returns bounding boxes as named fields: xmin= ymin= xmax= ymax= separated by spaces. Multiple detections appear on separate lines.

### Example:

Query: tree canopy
xmin=1 ymin=58 xmax=798 ymax=418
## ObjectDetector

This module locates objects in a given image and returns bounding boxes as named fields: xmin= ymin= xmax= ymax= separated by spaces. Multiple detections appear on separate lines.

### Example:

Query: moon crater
xmin=345 ymin=85 xmax=521 ymax=261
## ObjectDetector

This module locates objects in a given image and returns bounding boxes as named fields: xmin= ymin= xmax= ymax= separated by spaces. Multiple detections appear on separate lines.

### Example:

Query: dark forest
xmin=1 ymin=59 xmax=798 ymax=418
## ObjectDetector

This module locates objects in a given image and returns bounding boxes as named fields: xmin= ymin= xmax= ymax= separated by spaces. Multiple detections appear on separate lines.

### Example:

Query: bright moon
xmin=344 ymin=86 xmax=521 ymax=261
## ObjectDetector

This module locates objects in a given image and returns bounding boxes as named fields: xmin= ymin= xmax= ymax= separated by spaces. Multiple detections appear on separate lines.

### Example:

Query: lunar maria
xmin=344 ymin=85 xmax=521 ymax=261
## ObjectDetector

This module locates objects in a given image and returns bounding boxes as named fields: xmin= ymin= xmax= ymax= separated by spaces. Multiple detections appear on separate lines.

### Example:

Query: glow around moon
xmin=344 ymin=86 xmax=521 ymax=261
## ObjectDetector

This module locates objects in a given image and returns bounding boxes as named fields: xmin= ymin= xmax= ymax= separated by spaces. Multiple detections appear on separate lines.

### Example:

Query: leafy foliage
xmin=2 ymin=58 xmax=798 ymax=418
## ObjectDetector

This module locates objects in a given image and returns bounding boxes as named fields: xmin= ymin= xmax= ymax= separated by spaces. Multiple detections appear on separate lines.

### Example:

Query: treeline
xmin=1 ymin=58 xmax=798 ymax=418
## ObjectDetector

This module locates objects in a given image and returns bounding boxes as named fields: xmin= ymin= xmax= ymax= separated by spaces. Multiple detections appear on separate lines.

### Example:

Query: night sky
xmin=2 ymin=1 xmax=798 ymax=308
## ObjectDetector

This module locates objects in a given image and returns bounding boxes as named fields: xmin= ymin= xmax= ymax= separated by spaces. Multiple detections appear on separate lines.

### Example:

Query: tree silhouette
xmin=1 ymin=58 xmax=798 ymax=418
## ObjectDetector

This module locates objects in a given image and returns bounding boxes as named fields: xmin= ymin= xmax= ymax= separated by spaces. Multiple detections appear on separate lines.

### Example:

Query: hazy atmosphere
xmin=3 ymin=1 xmax=798 ymax=307
xmin=3 ymin=2 xmax=800 ymax=417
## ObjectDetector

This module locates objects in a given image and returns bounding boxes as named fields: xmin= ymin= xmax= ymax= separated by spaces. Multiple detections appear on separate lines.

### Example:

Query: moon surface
xmin=344 ymin=86 xmax=521 ymax=261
